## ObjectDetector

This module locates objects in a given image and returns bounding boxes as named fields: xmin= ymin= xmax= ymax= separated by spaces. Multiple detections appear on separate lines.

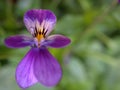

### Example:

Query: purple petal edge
xmin=16 ymin=48 xmax=38 ymax=88
xmin=4 ymin=35 xmax=33 ymax=48
xmin=44 ymin=34 xmax=71 ymax=48
xmin=34 ymin=48 xmax=62 ymax=87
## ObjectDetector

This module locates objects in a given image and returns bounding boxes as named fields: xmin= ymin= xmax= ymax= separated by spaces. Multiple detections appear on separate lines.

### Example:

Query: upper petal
xmin=4 ymin=35 xmax=33 ymax=48
xmin=16 ymin=48 xmax=38 ymax=88
xmin=34 ymin=48 xmax=62 ymax=87
xmin=44 ymin=34 xmax=71 ymax=48
xmin=24 ymin=9 xmax=56 ymax=36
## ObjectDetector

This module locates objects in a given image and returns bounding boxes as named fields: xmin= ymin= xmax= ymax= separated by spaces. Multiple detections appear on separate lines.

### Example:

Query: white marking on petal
xmin=24 ymin=18 xmax=36 ymax=34
xmin=30 ymin=27 xmax=34 ymax=35
xmin=44 ymin=21 xmax=53 ymax=36
xmin=35 ymin=20 xmax=40 ymax=32
xmin=40 ymin=20 xmax=45 ymax=32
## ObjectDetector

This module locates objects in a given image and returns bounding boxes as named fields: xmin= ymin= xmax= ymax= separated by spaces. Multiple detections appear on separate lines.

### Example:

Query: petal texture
xmin=4 ymin=35 xmax=33 ymax=48
xmin=24 ymin=9 xmax=56 ymax=36
xmin=34 ymin=48 xmax=62 ymax=87
xmin=16 ymin=48 xmax=38 ymax=88
xmin=45 ymin=34 xmax=71 ymax=48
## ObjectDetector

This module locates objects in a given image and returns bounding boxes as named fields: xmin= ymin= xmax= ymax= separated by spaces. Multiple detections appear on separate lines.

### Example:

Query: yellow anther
xmin=36 ymin=33 xmax=44 ymax=42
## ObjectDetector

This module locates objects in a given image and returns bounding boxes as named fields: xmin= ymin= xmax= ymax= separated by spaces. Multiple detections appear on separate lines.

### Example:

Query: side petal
xmin=16 ymin=48 xmax=38 ymax=88
xmin=24 ymin=9 xmax=56 ymax=36
xmin=34 ymin=48 xmax=62 ymax=87
xmin=4 ymin=35 xmax=33 ymax=48
xmin=44 ymin=34 xmax=71 ymax=48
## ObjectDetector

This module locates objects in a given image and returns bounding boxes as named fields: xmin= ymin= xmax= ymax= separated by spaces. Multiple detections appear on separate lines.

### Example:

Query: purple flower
xmin=4 ymin=9 xmax=71 ymax=89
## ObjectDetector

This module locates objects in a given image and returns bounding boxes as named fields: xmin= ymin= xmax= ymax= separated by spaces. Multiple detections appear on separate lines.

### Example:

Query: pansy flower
xmin=4 ymin=9 xmax=71 ymax=89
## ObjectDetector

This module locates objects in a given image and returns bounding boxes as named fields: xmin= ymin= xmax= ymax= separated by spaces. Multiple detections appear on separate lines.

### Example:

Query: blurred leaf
xmin=55 ymin=15 xmax=83 ymax=35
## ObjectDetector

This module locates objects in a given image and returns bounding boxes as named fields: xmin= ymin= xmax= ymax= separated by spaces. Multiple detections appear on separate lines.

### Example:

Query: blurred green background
xmin=0 ymin=0 xmax=120 ymax=90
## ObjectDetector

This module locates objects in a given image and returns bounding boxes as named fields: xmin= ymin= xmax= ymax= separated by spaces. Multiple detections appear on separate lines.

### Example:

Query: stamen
xmin=36 ymin=33 xmax=44 ymax=42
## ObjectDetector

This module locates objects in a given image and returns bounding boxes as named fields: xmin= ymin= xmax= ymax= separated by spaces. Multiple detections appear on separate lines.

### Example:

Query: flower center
xmin=34 ymin=26 xmax=47 ymax=39
xmin=33 ymin=26 xmax=48 ymax=47
xmin=36 ymin=33 xmax=44 ymax=42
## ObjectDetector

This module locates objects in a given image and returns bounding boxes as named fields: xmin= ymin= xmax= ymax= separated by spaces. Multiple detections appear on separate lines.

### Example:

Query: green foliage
xmin=0 ymin=0 xmax=120 ymax=90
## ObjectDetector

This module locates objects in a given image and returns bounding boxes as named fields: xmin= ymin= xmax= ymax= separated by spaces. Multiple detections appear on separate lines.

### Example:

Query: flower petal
xmin=16 ymin=48 xmax=38 ymax=88
xmin=4 ymin=35 xmax=33 ymax=48
xmin=24 ymin=9 xmax=56 ymax=36
xmin=44 ymin=34 xmax=71 ymax=48
xmin=34 ymin=48 xmax=62 ymax=87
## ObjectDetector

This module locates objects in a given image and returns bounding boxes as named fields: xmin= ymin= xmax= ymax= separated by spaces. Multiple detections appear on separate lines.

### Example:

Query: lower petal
xmin=16 ymin=48 xmax=38 ymax=88
xmin=4 ymin=35 xmax=33 ymax=48
xmin=34 ymin=48 xmax=62 ymax=87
